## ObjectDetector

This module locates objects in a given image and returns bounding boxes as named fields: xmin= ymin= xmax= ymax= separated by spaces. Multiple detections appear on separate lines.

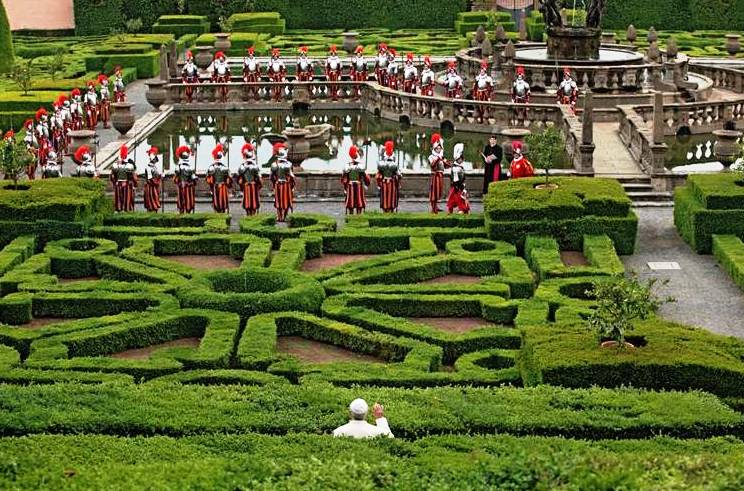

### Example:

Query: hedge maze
xmin=5 ymin=178 xmax=744 ymax=486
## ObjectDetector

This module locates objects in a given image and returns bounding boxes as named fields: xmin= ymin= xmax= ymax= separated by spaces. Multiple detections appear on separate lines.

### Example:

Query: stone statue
xmin=539 ymin=0 xmax=563 ymax=28
xmin=586 ymin=0 xmax=606 ymax=29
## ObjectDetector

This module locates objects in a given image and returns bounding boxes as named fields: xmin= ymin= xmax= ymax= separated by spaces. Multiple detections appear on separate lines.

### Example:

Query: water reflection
xmin=664 ymin=133 xmax=716 ymax=169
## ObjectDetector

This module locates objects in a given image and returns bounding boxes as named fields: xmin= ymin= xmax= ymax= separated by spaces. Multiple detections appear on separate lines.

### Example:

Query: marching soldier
xmin=182 ymin=50 xmax=200 ymax=103
xmin=242 ymin=47 xmax=261 ymax=100
xmin=446 ymin=143 xmax=470 ymax=215
xmin=206 ymin=144 xmax=232 ymax=213
xmin=296 ymin=46 xmax=314 ymax=81
xmin=60 ymin=95 xmax=73 ymax=146
xmin=98 ymin=75 xmax=111 ymax=129
xmin=374 ymin=43 xmax=389 ymax=86
xmin=173 ymin=145 xmax=198 ymax=214
xmin=428 ymin=133 xmax=449 ymax=214
xmin=473 ymin=60 xmax=494 ymax=121
xmin=50 ymin=98 xmax=65 ymax=156
xmin=420 ymin=56 xmax=435 ymax=96
xmin=72 ymin=145 xmax=98 ymax=178
xmin=350 ymin=45 xmax=367 ymax=98
xmin=236 ymin=142 xmax=262 ymax=215
xmin=84 ymin=81 xmax=98 ymax=130
xmin=33 ymin=108 xmax=51 ymax=179
xmin=512 ymin=66 xmax=531 ymax=123
xmin=509 ymin=141 xmax=534 ymax=179
xmin=270 ymin=142 xmax=295 ymax=222
xmin=212 ymin=51 xmax=231 ymax=103
xmin=402 ymin=52 xmax=418 ymax=94
xmin=113 ymin=66 xmax=126 ymax=102
xmin=110 ymin=145 xmax=137 ymax=213
xmin=341 ymin=145 xmax=370 ymax=215
xmin=376 ymin=140 xmax=401 ymax=213
xmin=70 ymin=88 xmax=84 ymax=131
xmin=557 ymin=67 xmax=579 ymax=113
xmin=41 ymin=150 xmax=62 ymax=179
xmin=22 ymin=119 xmax=36 ymax=170
xmin=441 ymin=61 xmax=463 ymax=98
xmin=143 ymin=146 xmax=162 ymax=212
xmin=386 ymin=48 xmax=399 ymax=90
xmin=268 ymin=48 xmax=286 ymax=102
xmin=326 ymin=45 xmax=343 ymax=101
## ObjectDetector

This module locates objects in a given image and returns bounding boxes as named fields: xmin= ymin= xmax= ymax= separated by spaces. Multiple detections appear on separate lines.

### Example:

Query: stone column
xmin=577 ymin=90 xmax=595 ymax=175
xmin=168 ymin=41 xmax=178 ymax=79
xmin=159 ymin=45 xmax=169 ymax=82
xmin=652 ymin=91 xmax=665 ymax=145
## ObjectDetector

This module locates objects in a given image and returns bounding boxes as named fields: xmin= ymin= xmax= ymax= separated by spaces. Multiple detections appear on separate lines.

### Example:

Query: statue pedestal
xmin=547 ymin=26 xmax=602 ymax=60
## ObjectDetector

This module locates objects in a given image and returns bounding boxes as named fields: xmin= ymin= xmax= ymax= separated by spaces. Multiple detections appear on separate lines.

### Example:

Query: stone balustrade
xmin=629 ymin=99 xmax=744 ymax=136
xmin=689 ymin=64 xmax=744 ymax=94
xmin=618 ymin=104 xmax=665 ymax=174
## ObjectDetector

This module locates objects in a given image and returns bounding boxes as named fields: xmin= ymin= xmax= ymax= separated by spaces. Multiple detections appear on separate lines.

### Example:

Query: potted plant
xmin=586 ymin=274 xmax=674 ymax=350
xmin=524 ymin=126 xmax=563 ymax=189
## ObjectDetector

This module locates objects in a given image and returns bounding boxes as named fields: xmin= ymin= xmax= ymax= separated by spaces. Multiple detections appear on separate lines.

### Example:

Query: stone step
xmin=622 ymin=183 xmax=655 ymax=193
xmin=626 ymin=191 xmax=674 ymax=203
xmin=631 ymin=201 xmax=675 ymax=208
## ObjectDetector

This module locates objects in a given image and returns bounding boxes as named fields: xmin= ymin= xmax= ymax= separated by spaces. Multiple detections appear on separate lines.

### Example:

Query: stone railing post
xmin=578 ymin=90 xmax=595 ymax=175
xmin=159 ymin=45 xmax=169 ymax=82
xmin=168 ymin=41 xmax=178 ymax=79
xmin=650 ymin=91 xmax=668 ymax=173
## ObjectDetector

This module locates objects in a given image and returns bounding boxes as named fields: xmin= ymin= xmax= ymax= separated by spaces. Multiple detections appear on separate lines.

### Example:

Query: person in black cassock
xmin=482 ymin=135 xmax=504 ymax=194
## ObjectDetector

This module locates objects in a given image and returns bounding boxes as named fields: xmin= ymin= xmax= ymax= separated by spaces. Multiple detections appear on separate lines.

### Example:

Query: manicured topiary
xmin=0 ymin=0 xmax=14 ymax=74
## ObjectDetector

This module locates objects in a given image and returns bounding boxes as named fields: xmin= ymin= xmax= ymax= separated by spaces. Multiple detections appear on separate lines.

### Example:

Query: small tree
xmin=586 ymin=275 xmax=674 ymax=348
xmin=524 ymin=126 xmax=564 ymax=185
xmin=9 ymin=58 xmax=33 ymax=95
xmin=0 ymin=138 xmax=32 ymax=188
xmin=125 ymin=18 xmax=143 ymax=34
xmin=49 ymin=48 xmax=66 ymax=81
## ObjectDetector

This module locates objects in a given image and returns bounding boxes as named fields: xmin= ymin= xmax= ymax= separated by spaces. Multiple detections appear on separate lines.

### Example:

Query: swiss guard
xmin=182 ymin=50 xmax=200 ymax=103
xmin=84 ymin=81 xmax=98 ymax=130
xmin=375 ymin=43 xmax=389 ymax=86
xmin=326 ymin=45 xmax=343 ymax=100
xmin=143 ymin=146 xmax=162 ymax=212
xmin=512 ymin=66 xmax=531 ymax=122
xmin=60 ymin=96 xmax=73 ymax=146
xmin=376 ymin=140 xmax=401 ymax=213
xmin=442 ymin=61 xmax=463 ymax=98
xmin=420 ymin=56 xmax=435 ymax=96
xmin=72 ymin=145 xmax=98 ymax=178
xmin=386 ymin=48 xmax=399 ymax=90
xmin=509 ymin=142 xmax=534 ymax=179
xmin=42 ymin=150 xmax=62 ymax=179
xmin=557 ymin=67 xmax=579 ymax=113
xmin=206 ymin=144 xmax=232 ymax=213
xmin=34 ymin=108 xmax=51 ymax=178
xmin=174 ymin=145 xmax=198 ymax=214
xmin=236 ymin=142 xmax=262 ymax=215
xmin=268 ymin=48 xmax=286 ymax=101
xmin=270 ymin=142 xmax=295 ymax=222
xmin=212 ymin=52 xmax=231 ymax=103
xmin=98 ymin=75 xmax=111 ymax=129
xmin=70 ymin=88 xmax=84 ymax=130
xmin=402 ymin=53 xmax=418 ymax=94
xmin=110 ymin=145 xmax=137 ymax=212
xmin=473 ymin=60 xmax=494 ymax=121
xmin=428 ymin=133 xmax=448 ymax=214
xmin=350 ymin=45 xmax=367 ymax=98
xmin=113 ymin=66 xmax=126 ymax=102
xmin=341 ymin=145 xmax=370 ymax=215
xmin=23 ymin=119 xmax=36 ymax=171
xmin=446 ymin=143 xmax=470 ymax=214
xmin=51 ymin=95 xmax=67 ymax=154
xmin=242 ymin=47 xmax=261 ymax=100
xmin=296 ymin=46 xmax=313 ymax=81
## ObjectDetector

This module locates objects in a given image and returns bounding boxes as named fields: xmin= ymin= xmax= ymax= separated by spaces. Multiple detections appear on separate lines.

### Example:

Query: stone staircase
xmin=613 ymin=175 xmax=674 ymax=207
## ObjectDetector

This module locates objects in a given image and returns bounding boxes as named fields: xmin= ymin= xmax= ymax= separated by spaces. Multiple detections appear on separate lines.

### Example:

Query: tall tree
xmin=0 ymin=0 xmax=14 ymax=74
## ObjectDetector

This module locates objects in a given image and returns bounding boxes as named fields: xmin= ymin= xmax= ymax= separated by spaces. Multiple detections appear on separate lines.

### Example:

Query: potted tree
xmin=525 ymin=126 xmax=564 ymax=189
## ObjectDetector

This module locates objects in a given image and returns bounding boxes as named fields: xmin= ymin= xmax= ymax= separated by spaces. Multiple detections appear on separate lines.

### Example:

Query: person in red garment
xmin=270 ymin=142 xmax=295 ymax=222
xmin=110 ymin=145 xmax=137 ymax=213
xmin=206 ymin=144 xmax=232 ymax=213
xmin=143 ymin=146 xmax=162 ymax=212
xmin=509 ymin=141 xmax=534 ymax=179
xmin=236 ymin=142 xmax=262 ymax=216
xmin=341 ymin=145 xmax=370 ymax=215
xmin=428 ymin=133 xmax=449 ymax=213
xmin=446 ymin=143 xmax=470 ymax=215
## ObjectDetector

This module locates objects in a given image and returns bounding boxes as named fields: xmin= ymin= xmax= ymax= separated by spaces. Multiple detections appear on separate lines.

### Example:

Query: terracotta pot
xmin=214 ymin=33 xmax=231 ymax=52
xmin=68 ymin=130 xmax=97 ymax=156
xmin=111 ymin=102 xmax=136 ymax=138
xmin=342 ymin=32 xmax=359 ymax=54
xmin=283 ymin=128 xmax=311 ymax=165
xmin=726 ymin=34 xmax=741 ymax=57
xmin=145 ymin=79 xmax=167 ymax=111
xmin=713 ymin=129 xmax=743 ymax=167
xmin=195 ymin=45 xmax=213 ymax=72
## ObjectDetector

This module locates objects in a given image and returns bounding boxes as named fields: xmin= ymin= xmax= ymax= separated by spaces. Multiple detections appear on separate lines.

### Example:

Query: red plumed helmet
xmin=176 ymin=145 xmax=192 ymax=158
xmin=97 ymin=74 xmax=108 ymax=85
xmin=448 ymin=60 xmax=456 ymax=69
xmin=242 ymin=142 xmax=254 ymax=156
xmin=212 ymin=144 xmax=224 ymax=160
xmin=214 ymin=51 xmax=225 ymax=60
xmin=4 ymin=130 xmax=14 ymax=139
xmin=23 ymin=119 xmax=33 ymax=129
xmin=355 ymin=45 xmax=364 ymax=54
xmin=349 ymin=145 xmax=359 ymax=159
xmin=424 ymin=56 xmax=432 ymax=67
xmin=74 ymin=145 xmax=90 ymax=163
xmin=516 ymin=65 xmax=525 ymax=76
xmin=35 ymin=108 xmax=48 ymax=121
xmin=273 ymin=142 xmax=287 ymax=155
xmin=481 ymin=60 xmax=489 ymax=69
xmin=87 ymin=80 xmax=96 ymax=88
xmin=563 ymin=66 xmax=571 ymax=75
xmin=298 ymin=46 xmax=308 ymax=54
xmin=114 ymin=65 xmax=122 ymax=74
xmin=431 ymin=133 xmax=443 ymax=146
xmin=57 ymin=94 xmax=68 ymax=106
xmin=406 ymin=52 xmax=413 ymax=61
xmin=389 ymin=48 xmax=397 ymax=56
xmin=147 ymin=146 xmax=159 ymax=155
xmin=329 ymin=45 xmax=337 ymax=53
xmin=71 ymin=88 xmax=81 ymax=97
xmin=379 ymin=43 xmax=387 ymax=50
xmin=247 ymin=47 xmax=255 ymax=55
xmin=384 ymin=140 xmax=395 ymax=156
xmin=119 ymin=145 xmax=128 ymax=159
xmin=512 ymin=141 xmax=523 ymax=152
xmin=186 ymin=50 xmax=194 ymax=60
xmin=272 ymin=48 xmax=280 ymax=57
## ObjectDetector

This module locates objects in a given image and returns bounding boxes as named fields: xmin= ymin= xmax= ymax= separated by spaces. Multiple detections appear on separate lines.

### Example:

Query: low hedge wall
xmin=525 ymin=234 xmax=625 ymax=281
xmin=84 ymin=51 xmax=160 ymax=79
xmin=93 ymin=255 xmax=189 ymax=289
xmin=44 ymin=238 xmax=118 ymax=278
xmin=0 ymin=235 xmax=35 ymax=276
xmin=239 ymin=213 xmax=336 ymax=248
xmin=713 ymin=235 xmax=744 ymax=293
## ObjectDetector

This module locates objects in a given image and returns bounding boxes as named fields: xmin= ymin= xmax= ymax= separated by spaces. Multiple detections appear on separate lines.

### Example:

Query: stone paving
xmin=593 ymin=122 xmax=644 ymax=175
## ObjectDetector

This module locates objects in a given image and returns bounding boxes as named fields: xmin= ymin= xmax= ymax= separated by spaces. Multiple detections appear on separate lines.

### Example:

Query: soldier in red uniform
xmin=110 ymin=145 xmax=137 ymax=212
xmin=174 ymin=145 xmax=198 ymax=214
xmin=84 ymin=81 xmax=99 ymax=130
xmin=509 ymin=142 xmax=534 ymax=179
xmin=557 ymin=67 xmax=579 ymax=113
xmin=22 ymin=119 xmax=38 ymax=177
xmin=33 ymin=108 xmax=51 ymax=179
xmin=270 ymin=142 xmax=295 ymax=222
xmin=236 ymin=142 xmax=262 ymax=215
xmin=512 ymin=66 xmax=531 ymax=124
xmin=473 ymin=60 xmax=494 ymax=122
xmin=402 ymin=52 xmax=418 ymax=94
xmin=242 ymin=47 xmax=261 ymax=101
xmin=446 ymin=143 xmax=470 ymax=214
xmin=296 ymin=46 xmax=314 ymax=82
xmin=69 ymin=88 xmax=84 ymax=131
xmin=206 ymin=144 xmax=232 ymax=213
xmin=182 ymin=51 xmax=200 ymax=103
xmin=113 ymin=66 xmax=126 ymax=102
xmin=143 ymin=146 xmax=162 ymax=212
xmin=326 ymin=45 xmax=343 ymax=101
xmin=98 ymin=75 xmax=111 ymax=129
xmin=374 ymin=43 xmax=389 ymax=86
xmin=420 ymin=56 xmax=435 ymax=97
xmin=350 ymin=45 xmax=367 ymax=98
xmin=341 ymin=145 xmax=370 ymax=215
xmin=386 ymin=48 xmax=399 ymax=90
xmin=212 ymin=51 xmax=231 ymax=103
xmin=267 ymin=48 xmax=287 ymax=102
xmin=428 ymin=133 xmax=449 ymax=214
xmin=376 ymin=140 xmax=401 ymax=213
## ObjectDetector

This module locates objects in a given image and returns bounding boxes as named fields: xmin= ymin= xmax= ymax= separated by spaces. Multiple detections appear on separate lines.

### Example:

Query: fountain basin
xmin=514 ymin=46 xmax=644 ymax=66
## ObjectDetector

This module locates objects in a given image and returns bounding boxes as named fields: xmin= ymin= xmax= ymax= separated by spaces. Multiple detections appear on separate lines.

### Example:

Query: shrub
xmin=84 ymin=51 xmax=160 ymax=78
xmin=228 ymin=12 xmax=286 ymax=35
xmin=44 ymin=238 xmax=118 ymax=278
xmin=152 ymin=15 xmax=210 ymax=38
xmin=0 ymin=235 xmax=35 ymax=276
xmin=713 ymin=235 xmax=744 ymax=293
xmin=73 ymin=0 xmax=124 ymax=36
xmin=0 ymin=0 xmax=14 ymax=73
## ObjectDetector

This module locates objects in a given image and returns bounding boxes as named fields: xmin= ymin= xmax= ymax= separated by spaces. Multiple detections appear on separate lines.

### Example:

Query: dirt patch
xmin=109 ymin=337 xmax=201 ymax=360
xmin=277 ymin=336 xmax=386 ymax=364
xmin=561 ymin=251 xmax=590 ymax=267
xmin=164 ymin=255 xmax=242 ymax=270
xmin=300 ymin=254 xmax=376 ymax=272
xmin=409 ymin=317 xmax=495 ymax=334
xmin=419 ymin=274 xmax=482 ymax=284
xmin=57 ymin=276 xmax=100 ymax=284
xmin=19 ymin=318 xmax=73 ymax=330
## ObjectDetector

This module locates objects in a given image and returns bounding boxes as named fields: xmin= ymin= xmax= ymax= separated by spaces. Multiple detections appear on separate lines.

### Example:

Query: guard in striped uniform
xmin=113 ymin=66 xmax=126 ymax=102
xmin=236 ymin=142 xmax=262 ymax=215
xmin=182 ymin=51 xmax=200 ymax=103
xmin=84 ymin=81 xmax=98 ymax=130
xmin=350 ymin=45 xmax=367 ymax=98
xmin=110 ymin=145 xmax=137 ymax=212
xmin=98 ymin=75 xmax=111 ymax=128
xmin=143 ymin=146 xmax=162 ymax=212
xmin=446 ymin=143 xmax=470 ymax=214
xmin=212 ymin=51 xmax=231 ymax=103
xmin=376 ymin=140 xmax=401 ymax=213
xmin=341 ymin=145 xmax=370 ymax=215
xmin=270 ymin=142 xmax=295 ymax=222
xmin=206 ymin=144 xmax=232 ymax=213
xmin=428 ymin=133 xmax=449 ymax=214
xmin=70 ymin=89 xmax=84 ymax=131
xmin=72 ymin=145 xmax=98 ymax=178
xmin=42 ymin=151 xmax=62 ymax=179
xmin=174 ymin=146 xmax=197 ymax=214
xmin=326 ymin=45 xmax=342 ymax=101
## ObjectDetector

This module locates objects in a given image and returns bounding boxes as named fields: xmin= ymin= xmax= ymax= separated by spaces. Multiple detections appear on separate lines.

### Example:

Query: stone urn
xmin=111 ymin=102 xmax=136 ymax=138
xmin=601 ymin=32 xmax=616 ymax=45
xmin=647 ymin=27 xmax=657 ymax=43
xmin=68 ymin=130 xmax=97 ymax=157
xmin=495 ymin=24 xmax=507 ymax=43
xmin=665 ymin=37 xmax=678 ymax=59
xmin=518 ymin=17 xmax=528 ymax=42
xmin=282 ymin=128 xmax=311 ymax=166
xmin=195 ymin=45 xmax=213 ymax=72
xmin=626 ymin=25 xmax=637 ymax=44
xmin=342 ymin=32 xmax=359 ymax=54
xmin=646 ymin=41 xmax=661 ymax=63
xmin=214 ymin=33 xmax=231 ymax=52
xmin=145 ymin=79 xmax=167 ymax=111
xmin=713 ymin=129 xmax=743 ymax=167
xmin=726 ymin=34 xmax=741 ymax=57
xmin=474 ymin=25 xmax=486 ymax=46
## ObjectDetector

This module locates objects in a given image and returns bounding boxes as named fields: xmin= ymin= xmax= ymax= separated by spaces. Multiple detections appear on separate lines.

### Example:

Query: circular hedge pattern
xmin=44 ymin=238 xmax=119 ymax=278
xmin=445 ymin=238 xmax=517 ymax=257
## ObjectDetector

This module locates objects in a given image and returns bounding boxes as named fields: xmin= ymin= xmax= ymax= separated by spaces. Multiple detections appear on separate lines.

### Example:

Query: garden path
xmin=592 ymin=122 xmax=644 ymax=175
